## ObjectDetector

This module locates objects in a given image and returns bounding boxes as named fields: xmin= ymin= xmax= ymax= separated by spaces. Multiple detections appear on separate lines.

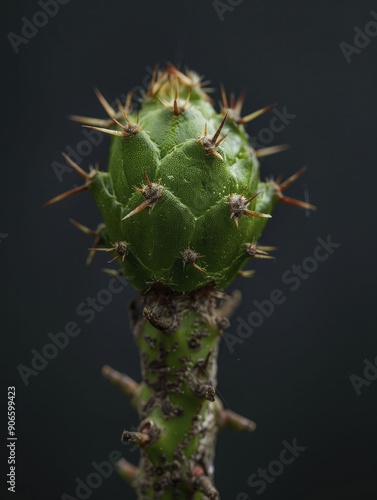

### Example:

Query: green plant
xmin=47 ymin=65 xmax=314 ymax=499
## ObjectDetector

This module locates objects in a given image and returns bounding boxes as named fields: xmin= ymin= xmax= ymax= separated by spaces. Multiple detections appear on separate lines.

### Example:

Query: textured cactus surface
xmin=47 ymin=65 xmax=314 ymax=499
xmin=72 ymin=66 xmax=308 ymax=291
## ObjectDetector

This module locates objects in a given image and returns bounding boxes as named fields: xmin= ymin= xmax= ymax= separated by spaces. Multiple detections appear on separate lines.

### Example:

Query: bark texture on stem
xmin=126 ymin=284 xmax=239 ymax=499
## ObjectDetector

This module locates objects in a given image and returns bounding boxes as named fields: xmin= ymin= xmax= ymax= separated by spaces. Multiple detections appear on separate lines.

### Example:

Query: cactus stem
xmin=124 ymin=284 xmax=240 ymax=496
xmin=69 ymin=219 xmax=106 ymax=265
xmin=101 ymin=364 xmax=138 ymax=399
xmin=94 ymin=87 xmax=116 ymax=118
xmin=115 ymin=458 xmax=138 ymax=487
xmin=219 ymin=408 xmax=257 ymax=432
xmin=60 ymin=65 xmax=314 ymax=498
xmin=255 ymin=144 xmax=289 ymax=157
xmin=88 ymin=241 xmax=128 ymax=263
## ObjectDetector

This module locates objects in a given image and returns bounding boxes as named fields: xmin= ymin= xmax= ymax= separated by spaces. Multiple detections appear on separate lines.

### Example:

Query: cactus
xmin=47 ymin=65 xmax=315 ymax=499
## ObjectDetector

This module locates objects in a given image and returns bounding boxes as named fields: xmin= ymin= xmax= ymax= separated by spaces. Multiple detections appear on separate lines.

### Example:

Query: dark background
xmin=1 ymin=1 xmax=377 ymax=499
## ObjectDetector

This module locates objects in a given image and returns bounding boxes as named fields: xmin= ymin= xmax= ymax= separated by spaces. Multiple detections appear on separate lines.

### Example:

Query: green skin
xmin=128 ymin=288 xmax=223 ymax=498
xmin=85 ymin=82 xmax=281 ymax=498
xmin=88 ymin=87 xmax=278 ymax=292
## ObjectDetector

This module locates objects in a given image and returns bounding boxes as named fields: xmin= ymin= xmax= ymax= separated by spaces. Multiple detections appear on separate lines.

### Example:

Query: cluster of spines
xmin=46 ymin=66 xmax=315 ymax=273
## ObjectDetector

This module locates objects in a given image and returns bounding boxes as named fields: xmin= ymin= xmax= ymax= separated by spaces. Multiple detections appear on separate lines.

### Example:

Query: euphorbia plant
xmin=47 ymin=65 xmax=314 ymax=499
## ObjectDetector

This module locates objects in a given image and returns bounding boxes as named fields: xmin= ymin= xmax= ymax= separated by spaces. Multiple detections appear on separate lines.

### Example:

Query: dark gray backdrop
xmin=1 ymin=1 xmax=377 ymax=499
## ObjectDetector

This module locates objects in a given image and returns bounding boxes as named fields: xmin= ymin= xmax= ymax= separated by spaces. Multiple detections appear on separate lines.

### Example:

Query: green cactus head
xmin=48 ymin=65 xmax=315 ymax=292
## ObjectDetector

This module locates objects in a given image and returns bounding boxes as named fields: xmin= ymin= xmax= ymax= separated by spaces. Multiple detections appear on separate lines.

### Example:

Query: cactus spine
xmin=47 ymin=65 xmax=314 ymax=498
